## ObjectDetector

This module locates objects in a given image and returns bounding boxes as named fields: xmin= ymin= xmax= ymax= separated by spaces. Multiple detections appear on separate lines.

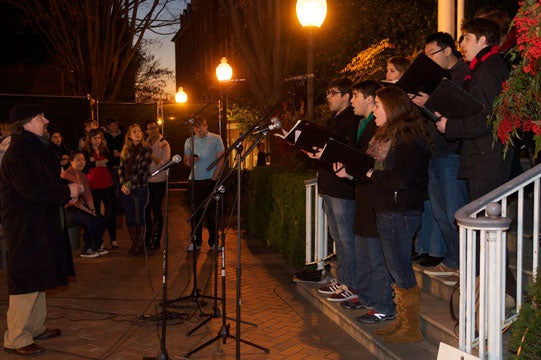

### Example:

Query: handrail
xmin=455 ymin=162 xmax=541 ymax=359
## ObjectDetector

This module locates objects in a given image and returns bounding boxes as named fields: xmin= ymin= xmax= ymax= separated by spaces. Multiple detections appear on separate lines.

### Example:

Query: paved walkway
xmin=0 ymin=190 xmax=374 ymax=360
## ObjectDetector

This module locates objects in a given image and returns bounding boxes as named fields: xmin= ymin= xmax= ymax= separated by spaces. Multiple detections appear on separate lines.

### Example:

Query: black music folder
xmin=396 ymin=53 xmax=451 ymax=95
xmin=421 ymin=78 xmax=485 ymax=121
xmin=319 ymin=138 xmax=375 ymax=178
xmin=275 ymin=120 xmax=345 ymax=153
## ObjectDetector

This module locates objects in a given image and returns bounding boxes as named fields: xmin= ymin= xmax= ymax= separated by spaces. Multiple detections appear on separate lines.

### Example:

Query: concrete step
xmin=295 ymin=278 xmax=452 ymax=360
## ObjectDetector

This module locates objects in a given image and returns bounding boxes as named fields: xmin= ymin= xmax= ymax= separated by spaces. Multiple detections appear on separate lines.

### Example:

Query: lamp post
xmin=296 ymin=0 xmax=327 ymax=120
xmin=216 ymin=57 xmax=233 ymax=146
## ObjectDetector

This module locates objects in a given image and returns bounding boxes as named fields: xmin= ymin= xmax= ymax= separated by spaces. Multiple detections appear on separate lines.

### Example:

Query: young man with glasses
xmin=407 ymin=32 xmax=469 ymax=282
xmin=310 ymin=78 xmax=360 ymax=302
xmin=144 ymin=121 xmax=171 ymax=250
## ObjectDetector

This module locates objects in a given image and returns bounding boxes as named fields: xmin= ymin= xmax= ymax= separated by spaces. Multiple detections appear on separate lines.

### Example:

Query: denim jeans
xmin=355 ymin=235 xmax=395 ymax=315
xmin=65 ymin=207 xmax=106 ymax=252
xmin=428 ymin=155 xmax=468 ymax=269
xmin=121 ymin=186 xmax=149 ymax=227
xmin=416 ymin=200 xmax=445 ymax=256
xmin=376 ymin=211 xmax=422 ymax=289
xmin=91 ymin=186 xmax=116 ymax=242
xmin=322 ymin=195 xmax=356 ymax=289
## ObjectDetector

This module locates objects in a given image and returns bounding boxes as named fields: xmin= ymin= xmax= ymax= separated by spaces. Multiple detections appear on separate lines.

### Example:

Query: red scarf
xmin=464 ymin=45 xmax=500 ymax=82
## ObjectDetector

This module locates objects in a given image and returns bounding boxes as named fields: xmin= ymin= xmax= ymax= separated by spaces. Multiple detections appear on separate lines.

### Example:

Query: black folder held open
xmin=421 ymin=78 xmax=485 ymax=122
xmin=274 ymin=120 xmax=346 ymax=153
xmin=319 ymin=138 xmax=375 ymax=178
xmin=396 ymin=53 xmax=451 ymax=95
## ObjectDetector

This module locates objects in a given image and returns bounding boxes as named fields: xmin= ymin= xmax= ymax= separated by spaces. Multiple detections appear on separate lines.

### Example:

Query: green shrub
xmin=509 ymin=271 xmax=541 ymax=359
xmin=242 ymin=166 xmax=315 ymax=266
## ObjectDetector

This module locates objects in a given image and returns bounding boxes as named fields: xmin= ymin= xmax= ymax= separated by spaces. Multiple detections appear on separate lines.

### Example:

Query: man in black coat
xmin=0 ymin=104 xmax=82 ymax=355
xmin=436 ymin=18 xmax=512 ymax=200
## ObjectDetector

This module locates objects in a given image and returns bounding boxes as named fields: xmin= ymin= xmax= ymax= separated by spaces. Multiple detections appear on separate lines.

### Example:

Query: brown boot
xmin=125 ymin=226 xmax=137 ymax=255
xmin=382 ymin=285 xmax=423 ymax=344
xmin=374 ymin=284 xmax=402 ymax=336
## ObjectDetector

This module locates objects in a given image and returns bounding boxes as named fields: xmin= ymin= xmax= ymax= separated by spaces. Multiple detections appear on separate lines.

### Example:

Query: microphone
xmin=253 ymin=117 xmax=282 ymax=134
xmin=182 ymin=118 xmax=194 ymax=125
xmin=151 ymin=154 xmax=182 ymax=176
xmin=283 ymin=74 xmax=315 ymax=82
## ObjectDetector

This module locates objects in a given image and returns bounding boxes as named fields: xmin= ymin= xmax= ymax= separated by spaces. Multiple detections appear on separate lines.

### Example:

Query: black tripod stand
xmin=184 ymin=185 xmax=224 ymax=337
xmin=184 ymin=164 xmax=268 ymax=358
xmin=165 ymin=121 xmax=214 ymax=317
xmin=184 ymin=131 xmax=270 ymax=359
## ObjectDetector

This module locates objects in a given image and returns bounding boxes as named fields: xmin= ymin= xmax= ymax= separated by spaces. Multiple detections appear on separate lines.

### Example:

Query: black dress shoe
xmin=411 ymin=252 xmax=429 ymax=263
xmin=33 ymin=328 xmax=62 ymax=340
xmin=4 ymin=343 xmax=45 ymax=355
xmin=419 ymin=256 xmax=445 ymax=267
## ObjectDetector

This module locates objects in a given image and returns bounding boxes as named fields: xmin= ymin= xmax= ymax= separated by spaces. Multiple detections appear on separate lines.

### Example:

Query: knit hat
xmin=10 ymin=104 xmax=45 ymax=124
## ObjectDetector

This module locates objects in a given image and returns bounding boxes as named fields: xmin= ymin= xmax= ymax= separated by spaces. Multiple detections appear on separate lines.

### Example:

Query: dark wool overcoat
xmin=0 ymin=130 xmax=73 ymax=295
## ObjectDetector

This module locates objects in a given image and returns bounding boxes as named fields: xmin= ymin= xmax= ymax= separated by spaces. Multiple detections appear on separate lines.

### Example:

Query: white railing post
xmin=304 ymin=178 xmax=329 ymax=271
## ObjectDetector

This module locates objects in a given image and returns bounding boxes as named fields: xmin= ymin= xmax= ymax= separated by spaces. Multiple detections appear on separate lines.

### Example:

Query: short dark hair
xmin=461 ymin=18 xmax=501 ymax=46
xmin=105 ymin=117 xmax=118 ymax=125
xmin=193 ymin=116 xmax=207 ymax=127
xmin=351 ymin=80 xmax=382 ymax=99
xmin=145 ymin=120 xmax=158 ymax=129
xmin=426 ymin=32 xmax=462 ymax=58
xmin=328 ymin=78 xmax=353 ymax=98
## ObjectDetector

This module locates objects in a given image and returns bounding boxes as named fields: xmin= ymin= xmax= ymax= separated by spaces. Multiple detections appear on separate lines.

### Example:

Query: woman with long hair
xmin=49 ymin=130 xmax=70 ymax=170
xmin=118 ymin=124 xmax=152 ymax=255
xmin=335 ymin=86 xmax=430 ymax=344
xmin=61 ymin=150 xmax=107 ymax=258
xmin=83 ymin=128 xmax=118 ymax=249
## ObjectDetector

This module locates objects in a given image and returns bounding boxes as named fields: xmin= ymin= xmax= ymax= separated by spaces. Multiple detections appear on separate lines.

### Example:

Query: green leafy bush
xmin=509 ymin=271 xmax=541 ymax=359
xmin=242 ymin=166 xmax=315 ymax=266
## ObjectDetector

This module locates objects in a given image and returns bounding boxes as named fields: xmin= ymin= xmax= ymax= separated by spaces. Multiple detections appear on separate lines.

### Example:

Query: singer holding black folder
xmin=183 ymin=116 xmax=224 ymax=252
xmin=433 ymin=18 xmax=517 ymax=300
xmin=306 ymin=78 xmax=359 ymax=303
xmin=335 ymin=86 xmax=430 ymax=344
xmin=406 ymin=32 xmax=470 ymax=280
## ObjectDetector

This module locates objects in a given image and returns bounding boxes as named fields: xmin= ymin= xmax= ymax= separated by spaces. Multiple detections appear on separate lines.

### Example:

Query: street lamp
xmin=216 ymin=57 xmax=233 ymax=145
xmin=296 ymin=0 xmax=327 ymax=120
xmin=175 ymin=86 xmax=188 ymax=103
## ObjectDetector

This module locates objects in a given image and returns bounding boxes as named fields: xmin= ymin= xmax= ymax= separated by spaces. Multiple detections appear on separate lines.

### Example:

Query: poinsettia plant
xmin=493 ymin=0 xmax=541 ymax=159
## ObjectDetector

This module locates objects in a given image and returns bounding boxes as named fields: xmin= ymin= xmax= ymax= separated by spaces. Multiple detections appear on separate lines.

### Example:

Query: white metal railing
xmin=304 ymin=178 xmax=331 ymax=270
xmin=455 ymin=163 xmax=541 ymax=359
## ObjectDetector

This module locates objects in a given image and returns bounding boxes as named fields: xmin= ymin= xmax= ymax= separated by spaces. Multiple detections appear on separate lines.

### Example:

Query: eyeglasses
xmin=426 ymin=46 xmax=447 ymax=56
xmin=147 ymin=125 xmax=158 ymax=130
xmin=326 ymin=89 xmax=341 ymax=96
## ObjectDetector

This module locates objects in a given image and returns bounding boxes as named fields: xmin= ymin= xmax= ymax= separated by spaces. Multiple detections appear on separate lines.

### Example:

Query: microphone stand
xmin=186 ymin=128 xmax=270 ymax=358
xmin=165 ymin=120 xmax=214 ymax=318
xmin=143 ymin=166 xmax=178 ymax=360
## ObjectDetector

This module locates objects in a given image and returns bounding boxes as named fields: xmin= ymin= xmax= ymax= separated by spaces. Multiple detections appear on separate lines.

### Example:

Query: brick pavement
xmin=0 ymin=190 xmax=375 ymax=360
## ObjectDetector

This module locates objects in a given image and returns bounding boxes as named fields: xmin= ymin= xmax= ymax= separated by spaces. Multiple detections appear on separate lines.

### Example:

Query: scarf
xmin=463 ymin=45 xmax=500 ymax=89
xmin=366 ymin=137 xmax=392 ymax=170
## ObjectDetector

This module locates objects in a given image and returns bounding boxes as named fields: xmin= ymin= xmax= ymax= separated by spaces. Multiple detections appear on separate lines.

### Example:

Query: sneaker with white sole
xmin=96 ymin=247 xmax=109 ymax=256
xmin=327 ymin=285 xmax=358 ymax=302
xmin=356 ymin=310 xmax=395 ymax=324
xmin=423 ymin=263 xmax=457 ymax=276
xmin=340 ymin=298 xmax=374 ymax=310
xmin=80 ymin=249 xmax=100 ymax=258
xmin=318 ymin=279 xmax=342 ymax=295
xmin=187 ymin=243 xmax=201 ymax=252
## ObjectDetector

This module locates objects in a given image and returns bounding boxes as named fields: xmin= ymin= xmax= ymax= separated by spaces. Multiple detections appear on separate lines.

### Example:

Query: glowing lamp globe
xmin=296 ymin=0 xmax=327 ymax=28
xmin=175 ymin=87 xmax=188 ymax=103
xmin=216 ymin=57 xmax=233 ymax=81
